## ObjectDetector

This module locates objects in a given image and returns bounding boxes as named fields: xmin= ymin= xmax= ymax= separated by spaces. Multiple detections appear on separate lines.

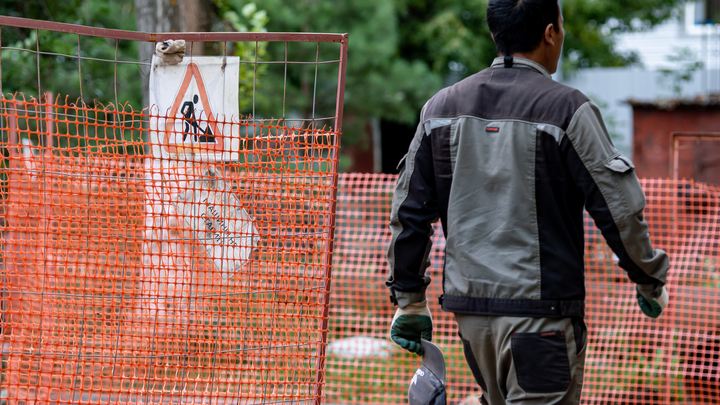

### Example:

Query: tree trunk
xmin=135 ymin=0 xmax=183 ymax=110
xmin=134 ymin=0 xmax=214 ymax=110
xmin=183 ymin=0 xmax=215 ymax=56
xmin=370 ymin=117 xmax=382 ymax=173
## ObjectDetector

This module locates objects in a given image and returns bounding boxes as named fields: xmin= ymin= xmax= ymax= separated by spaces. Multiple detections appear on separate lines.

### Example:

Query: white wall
xmin=615 ymin=2 xmax=720 ymax=73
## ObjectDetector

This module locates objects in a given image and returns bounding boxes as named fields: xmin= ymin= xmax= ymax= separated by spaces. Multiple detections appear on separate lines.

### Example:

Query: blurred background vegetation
xmin=0 ymin=0 xmax=683 ymax=171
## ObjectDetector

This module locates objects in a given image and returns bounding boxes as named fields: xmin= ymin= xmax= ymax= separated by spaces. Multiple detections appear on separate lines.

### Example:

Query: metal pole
xmin=0 ymin=27 xmax=3 ymax=97
xmin=313 ymin=33 xmax=348 ymax=405
xmin=0 ymin=16 xmax=348 ymax=44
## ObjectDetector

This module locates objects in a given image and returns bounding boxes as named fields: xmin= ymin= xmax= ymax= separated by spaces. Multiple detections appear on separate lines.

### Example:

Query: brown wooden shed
xmin=629 ymin=97 xmax=720 ymax=186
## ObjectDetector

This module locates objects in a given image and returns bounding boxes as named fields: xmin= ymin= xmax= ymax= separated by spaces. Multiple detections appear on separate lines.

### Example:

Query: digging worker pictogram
xmin=385 ymin=0 xmax=670 ymax=404
xmin=181 ymin=94 xmax=215 ymax=143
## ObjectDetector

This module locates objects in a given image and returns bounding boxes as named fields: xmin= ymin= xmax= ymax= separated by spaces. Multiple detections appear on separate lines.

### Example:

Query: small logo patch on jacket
xmin=486 ymin=126 xmax=500 ymax=133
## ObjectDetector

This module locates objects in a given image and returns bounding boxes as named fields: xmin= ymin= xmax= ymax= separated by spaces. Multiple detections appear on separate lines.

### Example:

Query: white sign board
xmin=171 ymin=167 xmax=260 ymax=281
xmin=149 ymin=55 xmax=241 ymax=161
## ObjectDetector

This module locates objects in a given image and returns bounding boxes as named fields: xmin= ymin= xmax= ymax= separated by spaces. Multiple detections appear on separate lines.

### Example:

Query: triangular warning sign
xmin=162 ymin=62 xmax=225 ymax=155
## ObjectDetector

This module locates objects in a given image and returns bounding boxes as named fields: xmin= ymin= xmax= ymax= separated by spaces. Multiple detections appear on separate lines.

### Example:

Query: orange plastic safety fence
xmin=2 ymin=95 xmax=719 ymax=405
xmin=326 ymin=174 xmax=720 ymax=405
xmin=0 ymin=95 xmax=340 ymax=404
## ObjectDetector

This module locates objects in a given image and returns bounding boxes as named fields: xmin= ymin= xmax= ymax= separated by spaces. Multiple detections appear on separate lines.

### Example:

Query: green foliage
xmin=658 ymin=47 xmax=705 ymax=96
xmin=0 ymin=0 xmax=140 ymax=108
xmin=228 ymin=0 xmax=444 ymax=149
xmin=233 ymin=0 xmax=684 ymax=157
xmin=215 ymin=1 xmax=270 ymax=112
xmin=395 ymin=0 xmax=495 ymax=80
xmin=562 ymin=0 xmax=681 ymax=72
xmin=0 ymin=0 xmax=686 ymax=162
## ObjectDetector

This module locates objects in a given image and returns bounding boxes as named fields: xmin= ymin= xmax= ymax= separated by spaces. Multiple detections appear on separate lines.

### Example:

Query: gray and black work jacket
xmin=386 ymin=57 xmax=669 ymax=318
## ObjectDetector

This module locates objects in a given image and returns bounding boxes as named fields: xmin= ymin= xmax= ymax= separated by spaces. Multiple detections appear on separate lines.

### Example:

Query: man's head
xmin=486 ymin=0 xmax=564 ymax=73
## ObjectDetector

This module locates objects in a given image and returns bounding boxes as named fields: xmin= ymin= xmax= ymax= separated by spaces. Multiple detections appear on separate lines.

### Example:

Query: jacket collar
xmin=491 ymin=56 xmax=552 ymax=79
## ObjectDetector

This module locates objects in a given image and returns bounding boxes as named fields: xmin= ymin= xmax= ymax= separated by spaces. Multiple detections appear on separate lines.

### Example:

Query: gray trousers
xmin=455 ymin=314 xmax=587 ymax=405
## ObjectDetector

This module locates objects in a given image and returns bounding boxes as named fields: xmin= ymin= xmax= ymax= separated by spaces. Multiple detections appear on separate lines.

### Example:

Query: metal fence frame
xmin=0 ymin=15 xmax=348 ymax=405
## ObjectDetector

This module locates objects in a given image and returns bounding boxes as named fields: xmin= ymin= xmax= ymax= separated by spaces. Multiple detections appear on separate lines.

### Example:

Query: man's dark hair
xmin=486 ymin=0 xmax=560 ymax=56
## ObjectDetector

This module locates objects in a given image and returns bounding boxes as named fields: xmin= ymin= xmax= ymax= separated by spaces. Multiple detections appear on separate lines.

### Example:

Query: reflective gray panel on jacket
xmin=445 ymin=118 xmax=541 ymax=300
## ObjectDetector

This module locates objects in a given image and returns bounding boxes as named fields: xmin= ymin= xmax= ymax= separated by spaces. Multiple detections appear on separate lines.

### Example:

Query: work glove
xmin=390 ymin=299 xmax=433 ymax=356
xmin=155 ymin=40 xmax=186 ymax=65
xmin=636 ymin=284 xmax=669 ymax=318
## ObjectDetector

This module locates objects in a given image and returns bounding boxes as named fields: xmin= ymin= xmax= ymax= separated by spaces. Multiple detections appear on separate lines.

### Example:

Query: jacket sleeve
xmin=386 ymin=107 xmax=440 ymax=308
xmin=563 ymin=101 xmax=669 ymax=287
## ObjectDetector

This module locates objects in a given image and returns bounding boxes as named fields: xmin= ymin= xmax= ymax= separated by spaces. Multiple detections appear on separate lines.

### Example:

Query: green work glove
xmin=636 ymin=284 xmax=669 ymax=318
xmin=390 ymin=299 xmax=433 ymax=356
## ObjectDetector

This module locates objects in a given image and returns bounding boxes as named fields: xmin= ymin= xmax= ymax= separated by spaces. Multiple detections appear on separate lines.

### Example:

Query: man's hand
xmin=390 ymin=299 xmax=433 ymax=356
xmin=636 ymin=284 xmax=669 ymax=318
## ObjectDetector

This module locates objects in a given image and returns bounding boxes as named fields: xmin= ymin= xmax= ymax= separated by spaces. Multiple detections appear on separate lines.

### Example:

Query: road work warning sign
xmin=149 ymin=55 xmax=241 ymax=161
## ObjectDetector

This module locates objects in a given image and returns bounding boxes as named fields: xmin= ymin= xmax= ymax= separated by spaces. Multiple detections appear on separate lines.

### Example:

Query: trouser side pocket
xmin=571 ymin=317 xmax=587 ymax=355
xmin=511 ymin=330 xmax=571 ymax=393
xmin=459 ymin=332 xmax=488 ymax=393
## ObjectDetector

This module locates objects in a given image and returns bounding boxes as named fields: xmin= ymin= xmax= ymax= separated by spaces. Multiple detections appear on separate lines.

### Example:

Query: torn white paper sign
xmin=172 ymin=168 xmax=259 ymax=281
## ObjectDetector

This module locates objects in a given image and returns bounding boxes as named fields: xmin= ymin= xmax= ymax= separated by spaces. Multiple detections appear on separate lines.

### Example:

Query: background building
xmin=564 ymin=1 xmax=720 ymax=185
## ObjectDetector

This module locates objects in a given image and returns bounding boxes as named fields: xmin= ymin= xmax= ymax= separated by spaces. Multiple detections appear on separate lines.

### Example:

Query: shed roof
xmin=627 ymin=95 xmax=720 ymax=110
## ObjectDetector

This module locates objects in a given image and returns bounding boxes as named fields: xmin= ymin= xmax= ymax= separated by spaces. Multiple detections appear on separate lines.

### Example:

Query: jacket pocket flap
xmin=396 ymin=154 xmax=408 ymax=171
xmin=605 ymin=155 xmax=635 ymax=173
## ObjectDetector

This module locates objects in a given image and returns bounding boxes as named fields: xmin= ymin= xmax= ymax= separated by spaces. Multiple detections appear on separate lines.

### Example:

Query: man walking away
xmin=385 ymin=0 xmax=670 ymax=404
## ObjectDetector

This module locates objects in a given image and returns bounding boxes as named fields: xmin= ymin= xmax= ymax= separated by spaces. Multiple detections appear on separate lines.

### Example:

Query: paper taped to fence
xmin=171 ymin=167 xmax=259 ymax=280
xmin=149 ymin=55 xmax=241 ymax=161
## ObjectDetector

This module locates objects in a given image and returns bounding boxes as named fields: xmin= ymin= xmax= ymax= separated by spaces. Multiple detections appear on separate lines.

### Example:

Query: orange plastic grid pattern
xmin=0 ymin=95 xmax=340 ymax=404
xmin=326 ymin=173 xmax=720 ymax=405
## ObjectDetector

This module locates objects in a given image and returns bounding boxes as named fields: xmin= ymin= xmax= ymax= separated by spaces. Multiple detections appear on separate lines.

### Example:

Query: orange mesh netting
xmin=1 ymin=99 xmax=719 ymax=405
xmin=326 ymin=174 xmax=720 ymax=405
xmin=0 ymin=95 xmax=340 ymax=404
